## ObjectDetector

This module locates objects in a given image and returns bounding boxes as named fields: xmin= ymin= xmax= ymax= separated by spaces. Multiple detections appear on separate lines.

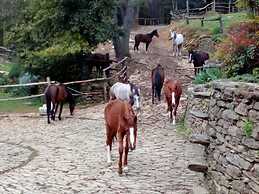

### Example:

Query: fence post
xmin=228 ymin=0 xmax=231 ymax=13
xmin=103 ymin=71 xmax=108 ymax=102
xmin=219 ymin=16 xmax=223 ymax=33
xmin=201 ymin=18 xmax=204 ymax=27
xmin=186 ymin=17 xmax=189 ymax=24
xmin=46 ymin=77 xmax=51 ymax=85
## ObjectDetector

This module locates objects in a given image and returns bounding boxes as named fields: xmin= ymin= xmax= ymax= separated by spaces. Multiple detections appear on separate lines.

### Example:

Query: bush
xmin=231 ymin=74 xmax=259 ymax=83
xmin=193 ymin=68 xmax=222 ymax=84
xmin=243 ymin=119 xmax=253 ymax=137
xmin=8 ymin=72 xmax=39 ymax=96
xmin=216 ymin=22 xmax=259 ymax=78
xmin=8 ymin=63 xmax=23 ymax=80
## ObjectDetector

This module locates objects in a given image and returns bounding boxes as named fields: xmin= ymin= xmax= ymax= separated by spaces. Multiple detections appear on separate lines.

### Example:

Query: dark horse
xmin=152 ymin=64 xmax=165 ymax=104
xmin=134 ymin=29 xmax=159 ymax=51
xmin=44 ymin=84 xmax=75 ymax=124
xmin=188 ymin=50 xmax=209 ymax=75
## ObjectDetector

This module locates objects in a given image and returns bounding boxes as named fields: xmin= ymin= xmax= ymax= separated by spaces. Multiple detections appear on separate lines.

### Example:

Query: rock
xmin=210 ymin=98 xmax=217 ymax=107
xmin=231 ymin=180 xmax=248 ymax=193
xmin=228 ymin=126 xmax=243 ymax=138
xmin=251 ymin=164 xmax=259 ymax=177
xmin=252 ymin=126 xmax=259 ymax=141
xmin=222 ymin=109 xmax=239 ymax=121
xmin=208 ymin=127 xmax=217 ymax=138
xmin=190 ymin=110 xmax=209 ymax=119
xmin=242 ymin=137 xmax=259 ymax=149
xmin=254 ymin=102 xmax=259 ymax=111
xmin=235 ymin=103 xmax=248 ymax=116
xmin=190 ymin=134 xmax=210 ymax=146
xmin=248 ymin=181 xmax=259 ymax=193
xmin=217 ymin=101 xmax=226 ymax=108
xmin=192 ymin=91 xmax=211 ymax=98
xmin=248 ymin=110 xmax=259 ymax=121
xmin=188 ymin=164 xmax=208 ymax=173
xmin=226 ymin=164 xmax=242 ymax=179
xmin=225 ymin=153 xmax=251 ymax=170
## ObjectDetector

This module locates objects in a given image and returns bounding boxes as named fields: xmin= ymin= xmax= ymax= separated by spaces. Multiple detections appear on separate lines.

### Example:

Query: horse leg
xmin=118 ymin=133 xmax=123 ymax=174
xmin=123 ymin=135 xmax=129 ymax=173
xmin=58 ymin=102 xmax=63 ymax=120
xmin=170 ymin=107 xmax=173 ymax=123
xmin=51 ymin=102 xmax=56 ymax=121
xmin=146 ymin=42 xmax=150 ymax=52
xmin=106 ymin=126 xmax=113 ymax=164
xmin=152 ymin=84 xmax=155 ymax=104
xmin=54 ymin=102 xmax=59 ymax=120
xmin=46 ymin=100 xmax=51 ymax=124
xmin=173 ymin=98 xmax=180 ymax=125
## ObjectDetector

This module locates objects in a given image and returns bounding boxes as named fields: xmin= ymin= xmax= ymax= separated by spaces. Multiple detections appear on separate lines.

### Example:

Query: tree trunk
xmin=113 ymin=1 xmax=138 ymax=60
xmin=0 ymin=21 xmax=3 ymax=46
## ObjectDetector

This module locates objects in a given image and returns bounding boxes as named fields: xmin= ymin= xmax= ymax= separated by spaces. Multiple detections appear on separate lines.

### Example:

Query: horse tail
xmin=45 ymin=90 xmax=52 ymax=114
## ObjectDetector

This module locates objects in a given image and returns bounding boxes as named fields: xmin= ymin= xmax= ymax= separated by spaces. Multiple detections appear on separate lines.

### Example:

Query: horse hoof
xmin=118 ymin=168 xmax=123 ymax=175
xmin=58 ymin=117 xmax=61 ymax=120
xmin=123 ymin=166 xmax=128 ymax=173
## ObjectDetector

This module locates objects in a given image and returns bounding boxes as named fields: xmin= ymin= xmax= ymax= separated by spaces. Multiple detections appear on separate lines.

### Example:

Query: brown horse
xmin=152 ymin=64 xmax=165 ymax=104
xmin=104 ymin=99 xmax=137 ymax=174
xmin=44 ymin=84 xmax=75 ymax=124
xmin=134 ymin=29 xmax=159 ymax=51
xmin=164 ymin=80 xmax=182 ymax=125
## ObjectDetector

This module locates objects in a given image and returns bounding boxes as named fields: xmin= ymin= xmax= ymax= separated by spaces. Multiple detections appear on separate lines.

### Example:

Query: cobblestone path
xmin=0 ymin=102 xmax=208 ymax=194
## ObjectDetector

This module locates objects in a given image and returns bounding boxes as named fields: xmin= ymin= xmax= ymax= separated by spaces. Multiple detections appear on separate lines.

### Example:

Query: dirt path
xmin=0 ymin=26 xmax=209 ymax=194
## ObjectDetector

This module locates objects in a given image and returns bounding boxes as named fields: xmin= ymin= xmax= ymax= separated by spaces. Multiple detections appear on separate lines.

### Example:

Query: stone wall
xmin=186 ymin=80 xmax=259 ymax=194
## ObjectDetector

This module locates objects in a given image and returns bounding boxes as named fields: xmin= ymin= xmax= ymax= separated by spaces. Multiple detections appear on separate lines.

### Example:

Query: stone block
xmin=228 ymin=126 xmax=243 ymax=138
xmin=254 ymin=102 xmax=259 ymax=111
xmin=235 ymin=103 xmax=248 ymax=116
xmin=222 ymin=109 xmax=239 ymax=121
xmin=248 ymin=110 xmax=259 ymax=122
xmin=225 ymin=153 xmax=251 ymax=170
xmin=242 ymin=137 xmax=259 ymax=149
xmin=226 ymin=164 xmax=242 ymax=179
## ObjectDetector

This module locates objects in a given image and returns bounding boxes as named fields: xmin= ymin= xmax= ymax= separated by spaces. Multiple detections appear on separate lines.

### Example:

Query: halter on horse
xmin=134 ymin=29 xmax=159 ymax=52
xmin=169 ymin=30 xmax=184 ymax=57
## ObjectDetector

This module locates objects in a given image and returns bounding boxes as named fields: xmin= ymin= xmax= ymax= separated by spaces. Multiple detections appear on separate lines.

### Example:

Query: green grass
xmin=0 ymin=92 xmax=42 ymax=113
xmin=178 ymin=12 xmax=248 ymax=34
xmin=243 ymin=119 xmax=253 ymax=137
xmin=0 ymin=63 xmax=11 ymax=72
xmin=176 ymin=118 xmax=192 ymax=138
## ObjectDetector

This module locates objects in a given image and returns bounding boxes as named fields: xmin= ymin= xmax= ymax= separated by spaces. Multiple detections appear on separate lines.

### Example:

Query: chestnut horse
xmin=134 ymin=29 xmax=159 ymax=51
xmin=164 ymin=80 xmax=182 ymax=125
xmin=104 ymin=99 xmax=137 ymax=174
xmin=44 ymin=84 xmax=75 ymax=124
xmin=152 ymin=64 xmax=165 ymax=104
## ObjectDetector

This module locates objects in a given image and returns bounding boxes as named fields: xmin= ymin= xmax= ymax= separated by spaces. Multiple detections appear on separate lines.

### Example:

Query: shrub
xmin=193 ymin=68 xmax=222 ymax=84
xmin=8 ymin=72 xmax=39 ymax=96
xmin=231 ymin=74 xmax=259 ymax=83
xmin=216 ymin=22 xmax=259 ymax=78
xmin=8 ymin=63 xmax=23 ymax=80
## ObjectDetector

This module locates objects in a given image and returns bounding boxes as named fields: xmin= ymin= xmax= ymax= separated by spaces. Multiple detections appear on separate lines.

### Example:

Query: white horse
xmin=169 ymin=30 xmax=184 ymax=57
xmin=109 ymin=82 xmax=141 ymax=110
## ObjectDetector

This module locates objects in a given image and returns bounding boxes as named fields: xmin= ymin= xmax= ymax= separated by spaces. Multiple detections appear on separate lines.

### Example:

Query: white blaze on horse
xmin=109 ymin=82 xmax=141 ymax=111
xmin=169 ymin=30 xmax=184 ymax=57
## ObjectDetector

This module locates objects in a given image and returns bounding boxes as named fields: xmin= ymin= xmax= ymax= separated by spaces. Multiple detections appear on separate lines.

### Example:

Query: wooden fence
xmin=186 ymin=15 xmax=223 ymax=33
xmin=0 ymin=57 xmax=129 ymax=102
xmin=136 ymin=18 xmax=162 ymax=25
xmin=170 ymin=1 xmax=238 ymax=20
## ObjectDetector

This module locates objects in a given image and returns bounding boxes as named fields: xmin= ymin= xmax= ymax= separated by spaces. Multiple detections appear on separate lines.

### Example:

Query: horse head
xmin=152 ymin=29 xmax=159 ymax=38
xmin=188 ymin=49 xmax=194 ymax=63
xmin=123 ymin=104 xmax=137 ymax=150
xmin=129 ymin=83 xmax=141 ymax=111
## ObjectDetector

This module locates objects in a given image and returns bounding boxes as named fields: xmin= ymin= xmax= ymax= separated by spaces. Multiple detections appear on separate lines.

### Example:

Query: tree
xmin=8 ymin=0 xmax=116 ymax=81
xmin=113 ymin=0 xmax=143 ymax=59
xmin=0 ymin=0 xmax=23 ymax=46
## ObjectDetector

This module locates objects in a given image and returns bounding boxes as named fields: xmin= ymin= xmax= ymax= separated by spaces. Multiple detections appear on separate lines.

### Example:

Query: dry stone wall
xmin=186 ymin=80 xmax=259 ymax=194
